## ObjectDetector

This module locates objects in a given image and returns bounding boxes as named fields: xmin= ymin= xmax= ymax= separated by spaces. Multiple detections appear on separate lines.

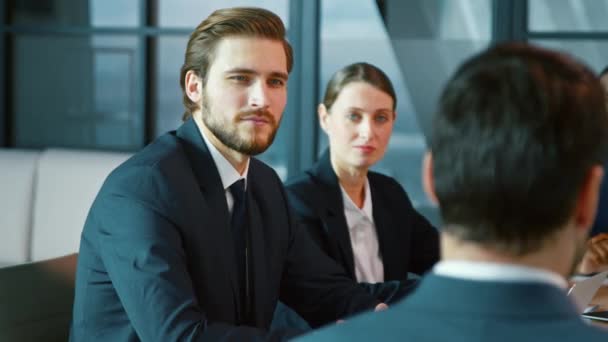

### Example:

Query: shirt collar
xmin=340 ymin=177 xmax=373 ymax=221
xmin=198 ymin=122 xmax=249 ymax=190
xmin=433 ymin=260 xmax=568 ymax=289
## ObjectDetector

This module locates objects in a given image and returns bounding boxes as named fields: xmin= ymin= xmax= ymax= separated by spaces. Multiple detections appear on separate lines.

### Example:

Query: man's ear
xmin=573 ymin=164 xmax=604 ymax=235
xmin=318 ymin=104 xmax=330 ymax=133
xmin=422 ymin=152 xmax=439 ymax=205
xmin=184 ymin=70 xmax=203 ymax=104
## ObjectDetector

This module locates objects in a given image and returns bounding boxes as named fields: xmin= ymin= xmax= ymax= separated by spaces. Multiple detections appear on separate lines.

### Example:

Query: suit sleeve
xmin=278 ymin=190 xmax=379 ymax=328
xmin=358 ymin=279 xmax=419 ymax=304
xmin=285 ymin=186 xmax=416 ymax=305
xmin=93 ymin=166 xmax=300 ymax=341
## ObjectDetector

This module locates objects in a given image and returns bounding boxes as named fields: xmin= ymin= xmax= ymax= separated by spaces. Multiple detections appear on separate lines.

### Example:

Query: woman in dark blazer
xmin=285 ymin=62 xmax=440 ymax=302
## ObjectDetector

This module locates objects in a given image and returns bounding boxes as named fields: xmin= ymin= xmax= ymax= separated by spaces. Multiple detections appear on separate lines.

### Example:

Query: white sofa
xmin=0 ymin=148 xmax=131 ymax=267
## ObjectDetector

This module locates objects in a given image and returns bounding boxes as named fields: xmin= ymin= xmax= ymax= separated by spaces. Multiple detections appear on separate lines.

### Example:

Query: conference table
xmin=589 ymin=285 xmax=608 ymax=327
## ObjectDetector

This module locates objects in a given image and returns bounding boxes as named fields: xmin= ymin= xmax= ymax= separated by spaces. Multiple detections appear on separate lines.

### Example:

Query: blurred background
xmin=2 ymin=0 xmax=608 ymax=224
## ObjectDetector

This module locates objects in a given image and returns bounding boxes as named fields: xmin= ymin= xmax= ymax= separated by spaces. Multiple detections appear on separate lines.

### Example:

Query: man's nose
xmin=248 ymin=81 xmax=269 ymax=109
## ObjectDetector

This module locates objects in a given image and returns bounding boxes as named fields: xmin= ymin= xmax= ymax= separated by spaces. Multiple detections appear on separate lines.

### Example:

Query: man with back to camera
xmin=296 ymin=43 xmax=608 ymax=341
xmin=578 ymin=66 xmax=608 ymax=274
xmin=69 ymin=7 xmax=385 ymax=341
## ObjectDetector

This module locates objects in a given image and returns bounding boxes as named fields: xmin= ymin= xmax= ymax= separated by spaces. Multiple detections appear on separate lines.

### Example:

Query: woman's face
xmin=320 ymin=81 xmax=395 ymax=171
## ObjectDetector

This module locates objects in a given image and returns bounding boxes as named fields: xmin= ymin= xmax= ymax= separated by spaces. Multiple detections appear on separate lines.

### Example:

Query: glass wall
xmin=10 ymin=1 xmax=608 ymax=190
xmin=5 ymin=0 xmax=291 ymax=178
xmin=9 ymin=1 xmax=144 ymax=150
xmin=529 ymin=0 xmax=608 ymax=32
xmin=319 ymin=0 xmax=492 ymax=221
xmin=528 ymin=0 xmax=608 ymax=75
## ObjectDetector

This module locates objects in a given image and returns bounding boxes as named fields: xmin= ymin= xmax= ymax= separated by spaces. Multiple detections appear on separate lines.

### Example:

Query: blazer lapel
xmin=175 ymin=118 xmax=241 ymax=316
xmin=369 ymin=178 xmax=402 ymax=281
xmin=313 ymin=150 xmax=356 ymax=279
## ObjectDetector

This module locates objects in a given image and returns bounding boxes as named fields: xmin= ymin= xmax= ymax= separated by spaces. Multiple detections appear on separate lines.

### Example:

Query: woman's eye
xmin=230 ymin=75 xmax=249 ymax=82
xmin=375 ymin=115 xmax=388 ymax=123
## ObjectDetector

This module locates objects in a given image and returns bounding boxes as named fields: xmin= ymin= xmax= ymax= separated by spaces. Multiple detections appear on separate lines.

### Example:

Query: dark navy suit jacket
xmin=70 ymin=119 xmax=378 ymax=341
xmin=591 ymin=167 xmax=608 ymax=235
xmin=296 ymin=274 xmax=608 ymax=342
xmin=284 ymin=150 xmax=439 ymax=302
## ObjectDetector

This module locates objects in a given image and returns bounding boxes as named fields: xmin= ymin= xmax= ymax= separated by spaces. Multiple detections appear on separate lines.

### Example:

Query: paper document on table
xmin=571 ymin=273 xmax=608 ymax=285
xmin=567 ymin=270 xmax=608 ymax=314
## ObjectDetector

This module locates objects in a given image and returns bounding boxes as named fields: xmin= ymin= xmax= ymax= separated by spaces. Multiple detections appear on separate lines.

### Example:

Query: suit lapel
xmin=313 ymin=150 xmax=356 ymax=279
xmin=369 ymin=177 xmax=401 ymax=281
xmin=175 ymin=118 xmax=241 ymax=317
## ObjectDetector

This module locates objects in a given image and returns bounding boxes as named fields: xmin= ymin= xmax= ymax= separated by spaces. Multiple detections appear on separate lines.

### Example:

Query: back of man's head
xmin=431 ymin=43 xmax=608 ymax=255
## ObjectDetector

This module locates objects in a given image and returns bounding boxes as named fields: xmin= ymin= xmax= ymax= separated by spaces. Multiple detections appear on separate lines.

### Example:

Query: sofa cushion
xmin=0 ymin=149 xmax=40 ymax=266
xmin=0 ymin=253 xmax=77 ymax=342
xmin=30 ymin=149 xmax=130 ymax=261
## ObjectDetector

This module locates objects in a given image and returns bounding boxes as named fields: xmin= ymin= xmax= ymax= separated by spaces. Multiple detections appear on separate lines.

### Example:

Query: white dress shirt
xmin=198 ymin=122 xmax=249 ymax=214
xmin=433 ymin=260 xmax=568 ymax=289
xmin=340 ymin=178 xmax=384 ymax=283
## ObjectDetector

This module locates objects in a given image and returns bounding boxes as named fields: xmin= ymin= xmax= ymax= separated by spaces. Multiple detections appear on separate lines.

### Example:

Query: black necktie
xmin=229 ymin=179 xmax=248 ymax=322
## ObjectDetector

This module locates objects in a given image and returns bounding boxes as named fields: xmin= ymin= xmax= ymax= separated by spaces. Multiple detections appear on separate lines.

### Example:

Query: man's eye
xmin=269 ymin=78 xmax=285 ymax=87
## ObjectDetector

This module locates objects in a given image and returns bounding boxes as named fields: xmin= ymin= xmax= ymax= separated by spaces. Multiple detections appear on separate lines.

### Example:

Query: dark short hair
xmin=431 ymin=43 xmax=608 ymax=255
xmin=322 ymin=62 xmax=397 ymax=111
xmin=179 ymin=7 xmax=293 ymax=121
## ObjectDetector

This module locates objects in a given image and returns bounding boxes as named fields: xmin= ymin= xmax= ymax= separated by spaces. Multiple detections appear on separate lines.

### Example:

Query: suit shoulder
xmin=284 ymin=171 xmax=317 ymax=197
xmin=249 ymin=157 xmax=283 ymax=185
xmin=297 ymin=306 xmax=408 ymax=341
xmin=368 ymin=171 xmax=401 ymax=189
xmin=284 ymin=171 xmax=320 ymax=203
xmin=103 ymin=134 xmax=188 ymax=193
xmin=283 ymin=171 xmax=324 ymax=219
xmin=368 ymin=171 xmax=410 ymax=198
xmin=119 ymin=134 xmax=184 ymax=170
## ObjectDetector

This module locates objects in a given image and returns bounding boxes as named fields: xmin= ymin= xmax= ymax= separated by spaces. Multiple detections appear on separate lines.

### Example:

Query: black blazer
xmin=70 ymin=119 xmax=378 ymax=341
xmin=285 ymin=150 xmax=439 ymax=286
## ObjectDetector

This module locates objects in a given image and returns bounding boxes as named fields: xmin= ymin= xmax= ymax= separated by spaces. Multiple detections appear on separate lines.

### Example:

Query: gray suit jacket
xmin=296 ymin=273 xmax=608 ymax=342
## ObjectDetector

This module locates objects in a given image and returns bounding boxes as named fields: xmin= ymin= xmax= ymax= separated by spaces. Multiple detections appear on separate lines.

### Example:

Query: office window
xmin=12 ymin=35 xmax=143 ymax=149
xmin=319 ymin=0 xmax=492 ymax=212
xmin=9 ymin=0 xmax=141 ymax=27
xmin=529 ymin=0 xmax=608 ymax=32
xmin=5 ymin=0 xmax=293 ymax=175
xmin=157 ymin=0 xmax=288 ymax=29
xmin=528 ymin=0 xmax=608 ymax=77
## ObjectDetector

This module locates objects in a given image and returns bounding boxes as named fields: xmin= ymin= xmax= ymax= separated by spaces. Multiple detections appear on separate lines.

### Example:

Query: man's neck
xmin=440 ymin=230 xmax=573 ymax=278
xmin=194 ymin=114 xmax=249 ymax=175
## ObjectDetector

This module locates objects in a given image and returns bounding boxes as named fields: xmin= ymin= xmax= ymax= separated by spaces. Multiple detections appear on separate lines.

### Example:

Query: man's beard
xmin=201 ymin=93 xmax=280 ymax=156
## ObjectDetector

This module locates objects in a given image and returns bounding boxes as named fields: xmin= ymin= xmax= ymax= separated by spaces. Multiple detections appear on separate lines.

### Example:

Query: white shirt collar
xmin=340 ymin=177 xmax=383 ymax=283
xmin=433 ymin=260 xmax=568 ymax=289
xmin=198 ymin=121 xmax=249 ymax=190
xmin=340 ymin=177 xmax=373 ymax=222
